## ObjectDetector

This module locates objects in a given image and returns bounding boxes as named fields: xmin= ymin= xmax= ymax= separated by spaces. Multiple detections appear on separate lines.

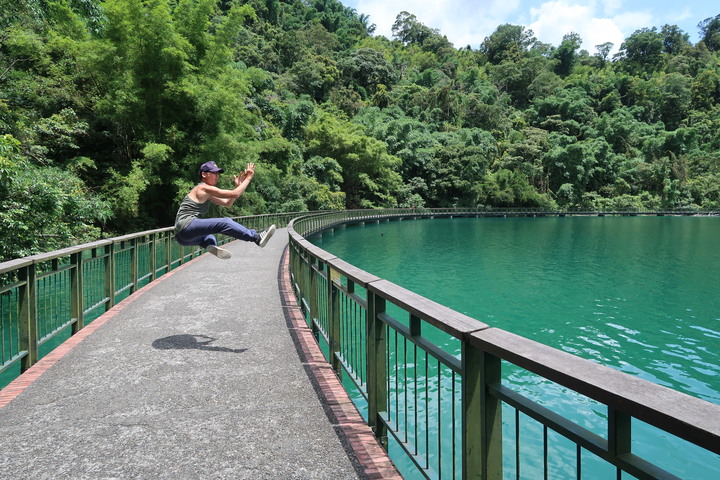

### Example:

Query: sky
xmin=341 ymin=0 xmax=719 ymax=55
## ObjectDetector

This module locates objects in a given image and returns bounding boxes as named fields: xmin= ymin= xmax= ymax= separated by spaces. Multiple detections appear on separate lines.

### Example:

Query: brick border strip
xmin=0 ymin=253 xmax=205 ymax=409
xmin=277 ymin=246 xmax=402 ymax=480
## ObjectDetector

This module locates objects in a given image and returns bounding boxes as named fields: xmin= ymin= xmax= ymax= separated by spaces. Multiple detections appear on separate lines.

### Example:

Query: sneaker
xmin=255 ymin=224 xmax=276 ymax=248
xmin=207 ymin=245 xmax=232 ymax=259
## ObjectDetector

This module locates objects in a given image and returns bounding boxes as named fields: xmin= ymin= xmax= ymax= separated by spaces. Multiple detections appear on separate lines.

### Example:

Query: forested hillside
xmin=1 ymin=0 xmax=719 ymax=260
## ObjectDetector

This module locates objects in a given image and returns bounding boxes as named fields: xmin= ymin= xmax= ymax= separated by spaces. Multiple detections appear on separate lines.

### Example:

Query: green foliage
xmin=480 ymin=24 xmax=539 ymax=64
xmin=1 ymin=1 xmax=720 ymax=261
xmin=0 ymin=134 xmax=110 ymax=261
xmin=305 ymin=107 xmax=401 ymax=208
xmin=699 ymin=14 xmax=720 ymax=51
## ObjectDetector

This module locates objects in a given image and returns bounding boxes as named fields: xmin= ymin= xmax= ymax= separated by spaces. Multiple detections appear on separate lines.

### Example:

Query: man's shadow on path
xmin=152 ymin=334 xmax=248 ymax=354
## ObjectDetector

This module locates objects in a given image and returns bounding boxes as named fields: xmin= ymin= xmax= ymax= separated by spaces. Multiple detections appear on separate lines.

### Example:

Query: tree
xmin=425 ymin=128 xmax=497 ymax=207
xmin=595 ymin=42 xmax=614 ymax=66
xmin=488 ymin=55 xmax=550 ymax=108
xmin=391 ymin=11 xmax=436 ymax=45
xmin=304 ymin=108 xmax=402 ymax=208
xmin=553 ymin=32 xmax=582 ymax=76
xmin=691 ymin=70 xmax=720 ymax=110
xmin=480 ymin=24 xmax=538 ymax=64
xmin=479 ymin=169 xmax=552 ymax=207
xmin=354 ymin=108 xmax=436 ymax=179
xmin=657 ymin=72 xmax=692 ymax=130
xmin=698 ymin=14 xmax=720 ymax=51
xmin=660 ymin=24 xmax=690 ymax=55
xmin=617 ymin=27 xmax=664 ymax=75
xmin=0 ymin=134 xmax=110 ymax=260
xmin=543 ymin=137 xmax=618 ymax=196
xmin=342 ymin=47 xmax=396 ymax=94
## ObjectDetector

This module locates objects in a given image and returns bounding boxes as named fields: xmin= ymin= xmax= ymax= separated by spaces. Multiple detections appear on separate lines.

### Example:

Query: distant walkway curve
xmin=0 ymin=230 xmax=399 ymax=479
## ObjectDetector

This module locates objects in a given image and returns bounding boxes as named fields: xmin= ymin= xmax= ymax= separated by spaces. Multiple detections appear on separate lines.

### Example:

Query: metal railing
xmin=0 ymin=212 xmax=297 ymax=385
xmin=287 ymin=209 xmax=720 ymax=480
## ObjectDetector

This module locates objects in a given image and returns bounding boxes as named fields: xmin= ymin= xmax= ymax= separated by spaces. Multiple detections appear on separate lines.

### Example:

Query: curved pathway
xmin=0 ymin=229 xmax=399 ymax=479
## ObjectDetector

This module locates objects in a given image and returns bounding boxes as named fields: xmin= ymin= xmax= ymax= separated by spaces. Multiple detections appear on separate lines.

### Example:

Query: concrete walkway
xmin=0 ymin=229 xmax=399 ymax=479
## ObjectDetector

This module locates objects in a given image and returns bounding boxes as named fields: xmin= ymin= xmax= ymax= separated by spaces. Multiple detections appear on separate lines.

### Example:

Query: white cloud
xmin=350 ymin=0 xmax=704 ymax=53
xmin=528 ymin=1 xmax=594 ymax=46
xmin=526 ymin=1 xmax=649 ymax=55
xmin=355 ymin=0 xmax=521 ymax=48
xmin=598 ymin=0 xmax=623 ymax=16
xmin=611 ymin=11 xmax=654 ymax=34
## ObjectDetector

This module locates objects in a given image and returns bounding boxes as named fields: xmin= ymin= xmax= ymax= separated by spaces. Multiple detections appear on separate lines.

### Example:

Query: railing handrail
xmin=287 ymin=208 xmax=720 ymax=479
xmin=0 ymin=210 xmax=319 ymax=271
xmin=470 ymin=327 xmax=720 ymax=453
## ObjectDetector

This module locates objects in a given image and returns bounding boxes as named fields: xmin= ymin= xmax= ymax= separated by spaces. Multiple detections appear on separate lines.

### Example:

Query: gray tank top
xmin=174 ymin=194 xmax=211 ymax=235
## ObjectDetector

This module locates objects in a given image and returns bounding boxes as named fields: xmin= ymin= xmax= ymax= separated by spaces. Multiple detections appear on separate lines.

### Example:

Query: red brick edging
xmin=278 ymin=247 xmax=402 ymax=479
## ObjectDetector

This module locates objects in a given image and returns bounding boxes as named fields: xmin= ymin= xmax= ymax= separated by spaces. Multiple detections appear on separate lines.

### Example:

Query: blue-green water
xmin=312 ymin=216 xmax=720 ymax=479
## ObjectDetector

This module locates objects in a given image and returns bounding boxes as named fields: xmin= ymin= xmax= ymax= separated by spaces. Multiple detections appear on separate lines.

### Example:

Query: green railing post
xmin=328 ymin=266 xmax=341 ymax=372
xmin=105 ymin=242 xmax=115 ymax=309
xmin=481 ymin=351 xmax=503 ymax=480
xmin=70 ymin=252 xmax=83 ymax=333
xmin=131 ymin=238 xmax=138 ymax=294
xmin=309 ymin=257 xmax=319 ymax=335
xmin=150 ymin=233 xmax=157 ymax=282
xmin=18 ymin=264 xmax=37 ymax=372
xmin=462 ymin=342 xmax=484 ymax=479
xmin=367 ymin=290 xmax=388 ymax=444
xmin=165 ymin=233 xmax=172 ymax=273
xmin=609 ymin=408 xmax=631 ymax=459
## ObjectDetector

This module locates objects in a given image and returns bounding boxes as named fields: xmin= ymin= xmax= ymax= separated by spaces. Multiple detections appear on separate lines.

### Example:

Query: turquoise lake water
xmin=311 ymin=216 xmax=720 ymax=479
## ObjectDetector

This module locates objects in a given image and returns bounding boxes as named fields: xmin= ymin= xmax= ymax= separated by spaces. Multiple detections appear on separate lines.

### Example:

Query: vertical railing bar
xmin=544 ymin=425 xmax=549 ymax=480
xmin=359 ymin=300 xmax=364 ymax=383
xmin=351 ymin=294 xmax=356 ymax=374
xmin=452 ymin=369 xmax=457 ymax=479
xmin=351 ymin=296 xmax=356 ymax=375
xmin=404 ymin=335 xmax=409 ymax=444
xmin=37 ymin=276 xmax=44 ymax=340
xmin=43 ymin=275 xmax=49 ymax=338
xmin=1 ymin=292 xmax=6 ymax=362
xmin=386 ymin=328 xmax=391 ymax=425
xmin=438 ymin=359 xmax=442 ymax=479
xmin=425 ymin=349 xmax=429 ymax=470
xmin=576 ymin=445 xmax=582 ymax=480
xmin=351 ymin=292 xmax=357 ymax=373
xmin=395 ymin=328 xmax=399 ymax=430
xmin=340 ymin=293 xmax=346 ymax=366
xmin=414 ymin=343 xmax=418 ymax=456
xmin=387 ymin=323 xmax=392 ymax=433
xmin=356 ymin=299 xmax=361 ymax=380
xmin=516 ymin=409 xmax=521 ymax=480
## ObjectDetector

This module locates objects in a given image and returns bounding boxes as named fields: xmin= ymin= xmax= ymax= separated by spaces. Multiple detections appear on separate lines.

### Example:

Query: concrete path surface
xmin=0 ymin=229 xmax=400 ymax=480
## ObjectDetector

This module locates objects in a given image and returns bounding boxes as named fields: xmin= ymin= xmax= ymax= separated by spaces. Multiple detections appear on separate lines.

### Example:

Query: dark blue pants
xmin=175 ymin=217 xmax=257 ymax=248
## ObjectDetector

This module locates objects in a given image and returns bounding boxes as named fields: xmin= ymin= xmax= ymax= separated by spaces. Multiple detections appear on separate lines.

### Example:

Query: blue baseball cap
xmin=199 ymin=161 xmax=224 ymax=174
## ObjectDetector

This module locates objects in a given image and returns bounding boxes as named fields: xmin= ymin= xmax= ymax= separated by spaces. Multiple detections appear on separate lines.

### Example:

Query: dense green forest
xmin=1 ymin=0 xmax=719 ymax=261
